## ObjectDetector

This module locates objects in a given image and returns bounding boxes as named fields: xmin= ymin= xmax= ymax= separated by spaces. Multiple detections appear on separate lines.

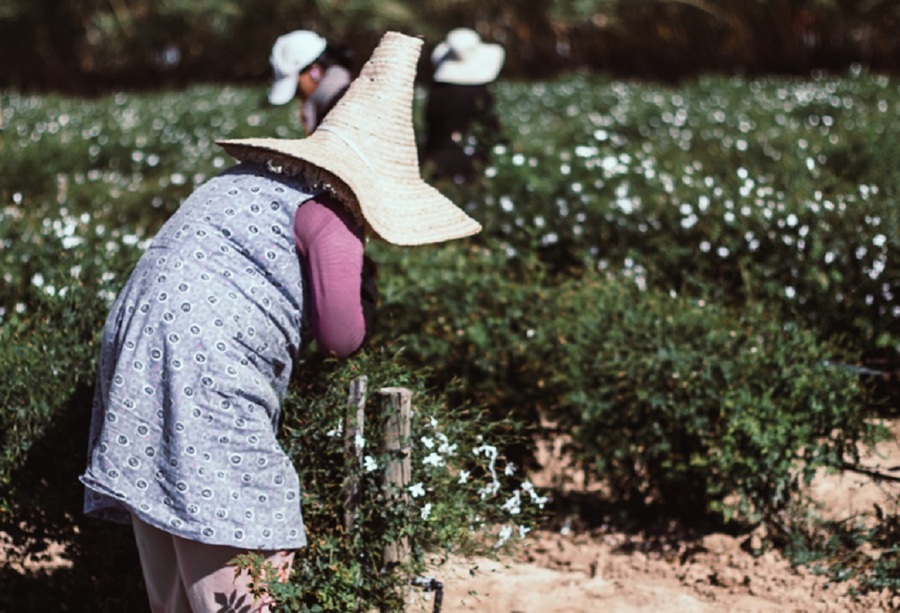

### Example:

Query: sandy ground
xmin=407 ymin=419 xmax=900 ymax=613
xmin=417 ymin=527 xmax=896 ymax=613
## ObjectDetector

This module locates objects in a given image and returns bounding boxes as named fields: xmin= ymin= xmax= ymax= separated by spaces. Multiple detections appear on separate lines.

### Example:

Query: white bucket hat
xmin=268 ymin=30 xmax=328 ymax=105
xmin=218 ymin=31 xmax=482 ymax=246
xmin=432 ymin=28 xmax=505 ymax=85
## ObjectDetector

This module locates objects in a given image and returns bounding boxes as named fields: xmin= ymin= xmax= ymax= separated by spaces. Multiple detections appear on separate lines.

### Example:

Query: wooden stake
xmin=379 ymin=387 xmax=412 ymax=569
xmin=343 ymin=375 xmax=368 ymax=533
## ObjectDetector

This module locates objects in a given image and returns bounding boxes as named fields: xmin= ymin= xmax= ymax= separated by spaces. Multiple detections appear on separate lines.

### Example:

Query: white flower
xmin=496 ymin=525 xmax=513 ymax=548
xmin=421 ymin=503 xmax=432 ymax=520
xmin=420 ymin=436 xmax=435 ymax=449
xmin=439 ymin=441 xmax=458 ymax=456
xmin=458 ymin=470 xmax=470 ymax=484
xmin=429 ymin=417 xmax=439 ymax=428
xmin=504 ymin=462 xmax=517 ymax=477
xmin=518 ymin=525 xmax=531 ymax=539
xmin=473 ymin=444 xmax=498 ymax=460
xmin=474 ymin=445 xmax=500 ymax=494
xmin=423 ymin=453 xmax=444 ymax=467
xmin=478 ymin=480 xmax=501 ymax=500
xmin=436 ymin=433 xmax=457 ymax=456
xmin=354 ymin=433 xmax=366 ymax=452
xmin=61 ymin=235 xmax=83 ymax=249
xmin=363 ymin=455 xmax=378 ymax=473
xmin=408 ymin=482 xmax=425 ymax=498
xmin=326 ymin=421 xmax=343 ymax=438
xmin=502 ymin=491 xmax=522 ymax=515
xmin=540 ymin=232 xmax=559 ymax=246
xmin=522 ymin=480 xmax=549 ymax=509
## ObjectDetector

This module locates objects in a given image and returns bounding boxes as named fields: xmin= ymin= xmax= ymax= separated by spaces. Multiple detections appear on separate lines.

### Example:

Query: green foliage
xmin=530 ymin=275 xmax=880 ymax=524
xmin=0 ymin=70 xmax=897 ymax=605
xmin=247 ymin=348 xmax=543 ymax=610
xmin=370 ymin=240 xmax=550 ymax=424
xmin=783 ymin=503 xmax=900 ymax=594
xmin=478 ymin=71 xmax=899 ymax=348
xmin=372 ymin=236 xmax=881 ymax=526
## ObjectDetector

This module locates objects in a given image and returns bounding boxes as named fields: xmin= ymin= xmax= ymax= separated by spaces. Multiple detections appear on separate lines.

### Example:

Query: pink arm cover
xmin=293 ymin=194 xmax=367 ymax=358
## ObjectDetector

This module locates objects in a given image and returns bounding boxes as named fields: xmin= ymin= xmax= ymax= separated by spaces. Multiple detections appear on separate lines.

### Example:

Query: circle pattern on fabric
xmin=80 ymin=165 xmax=318 ymax=550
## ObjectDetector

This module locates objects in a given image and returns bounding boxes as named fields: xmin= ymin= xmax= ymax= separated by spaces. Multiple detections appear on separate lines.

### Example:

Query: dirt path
xmin=420 ymin=528 xmax=892 ymax=613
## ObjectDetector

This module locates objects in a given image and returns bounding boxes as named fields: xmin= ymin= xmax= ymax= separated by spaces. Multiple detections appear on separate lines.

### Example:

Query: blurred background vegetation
xmin=1 ymin=0 xmax=899 ymax=93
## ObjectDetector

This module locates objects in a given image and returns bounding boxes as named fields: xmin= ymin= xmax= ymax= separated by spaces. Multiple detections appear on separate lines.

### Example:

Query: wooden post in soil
xmin=343 ymin=375 xmax=368 ymax=533
xmin=343 ymin=376 xmax=368 ymax=613
xmin=379 ymin=387 xmax=413 ymax=571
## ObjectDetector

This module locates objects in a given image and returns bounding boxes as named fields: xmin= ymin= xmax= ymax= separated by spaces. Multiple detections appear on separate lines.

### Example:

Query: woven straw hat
xmin=217 ymin=31 xmax=482 ymax=246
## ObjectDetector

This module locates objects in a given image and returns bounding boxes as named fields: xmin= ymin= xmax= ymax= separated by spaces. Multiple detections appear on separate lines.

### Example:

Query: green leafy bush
xmin=529 ymin=274 xmax=881 ymax=524
xmin=372 ymin=241 xmax=880 ymax=526
xmin=257 ymin=348 xmax=543 ymax=611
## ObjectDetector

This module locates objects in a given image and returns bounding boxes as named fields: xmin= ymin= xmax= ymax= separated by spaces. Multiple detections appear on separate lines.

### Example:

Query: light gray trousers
xmin=131 ymin=516 xmax=295 ymax=613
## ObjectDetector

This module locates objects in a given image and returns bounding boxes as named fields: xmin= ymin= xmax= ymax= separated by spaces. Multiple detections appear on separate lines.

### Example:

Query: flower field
xmin=1 ymin=67 xmax=897 ymax=609
xmin=2 ymin=69 xmax=897 ymax=342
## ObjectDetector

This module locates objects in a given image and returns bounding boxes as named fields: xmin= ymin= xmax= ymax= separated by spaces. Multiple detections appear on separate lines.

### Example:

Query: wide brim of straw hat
xmin=217 ymin=31 xmax=482 ymax=246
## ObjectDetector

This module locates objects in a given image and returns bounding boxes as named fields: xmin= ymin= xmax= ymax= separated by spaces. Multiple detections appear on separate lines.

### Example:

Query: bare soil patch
xmin=413 ymin=420 xmax=900 ymax=613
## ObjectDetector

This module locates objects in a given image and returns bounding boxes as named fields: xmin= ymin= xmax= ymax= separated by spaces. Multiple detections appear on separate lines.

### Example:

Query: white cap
xmin=432 ymin=28 xmax=505 ymax=85
xmin=268 ymin=30 xmax=328 ymax=105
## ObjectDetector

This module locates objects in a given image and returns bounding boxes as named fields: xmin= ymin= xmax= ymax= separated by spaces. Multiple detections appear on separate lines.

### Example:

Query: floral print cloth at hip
xmin=81 ymin=163 xmax=319 ymax=550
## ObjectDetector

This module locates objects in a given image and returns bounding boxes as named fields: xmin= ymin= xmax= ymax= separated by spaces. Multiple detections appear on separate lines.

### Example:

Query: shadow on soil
xmin=0 ymin=384 xmax=148 ymax=612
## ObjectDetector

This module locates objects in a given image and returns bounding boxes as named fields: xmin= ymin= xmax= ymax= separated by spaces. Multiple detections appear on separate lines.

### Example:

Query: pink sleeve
xmin=293 ymin=194 xmax=368 ymax=357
